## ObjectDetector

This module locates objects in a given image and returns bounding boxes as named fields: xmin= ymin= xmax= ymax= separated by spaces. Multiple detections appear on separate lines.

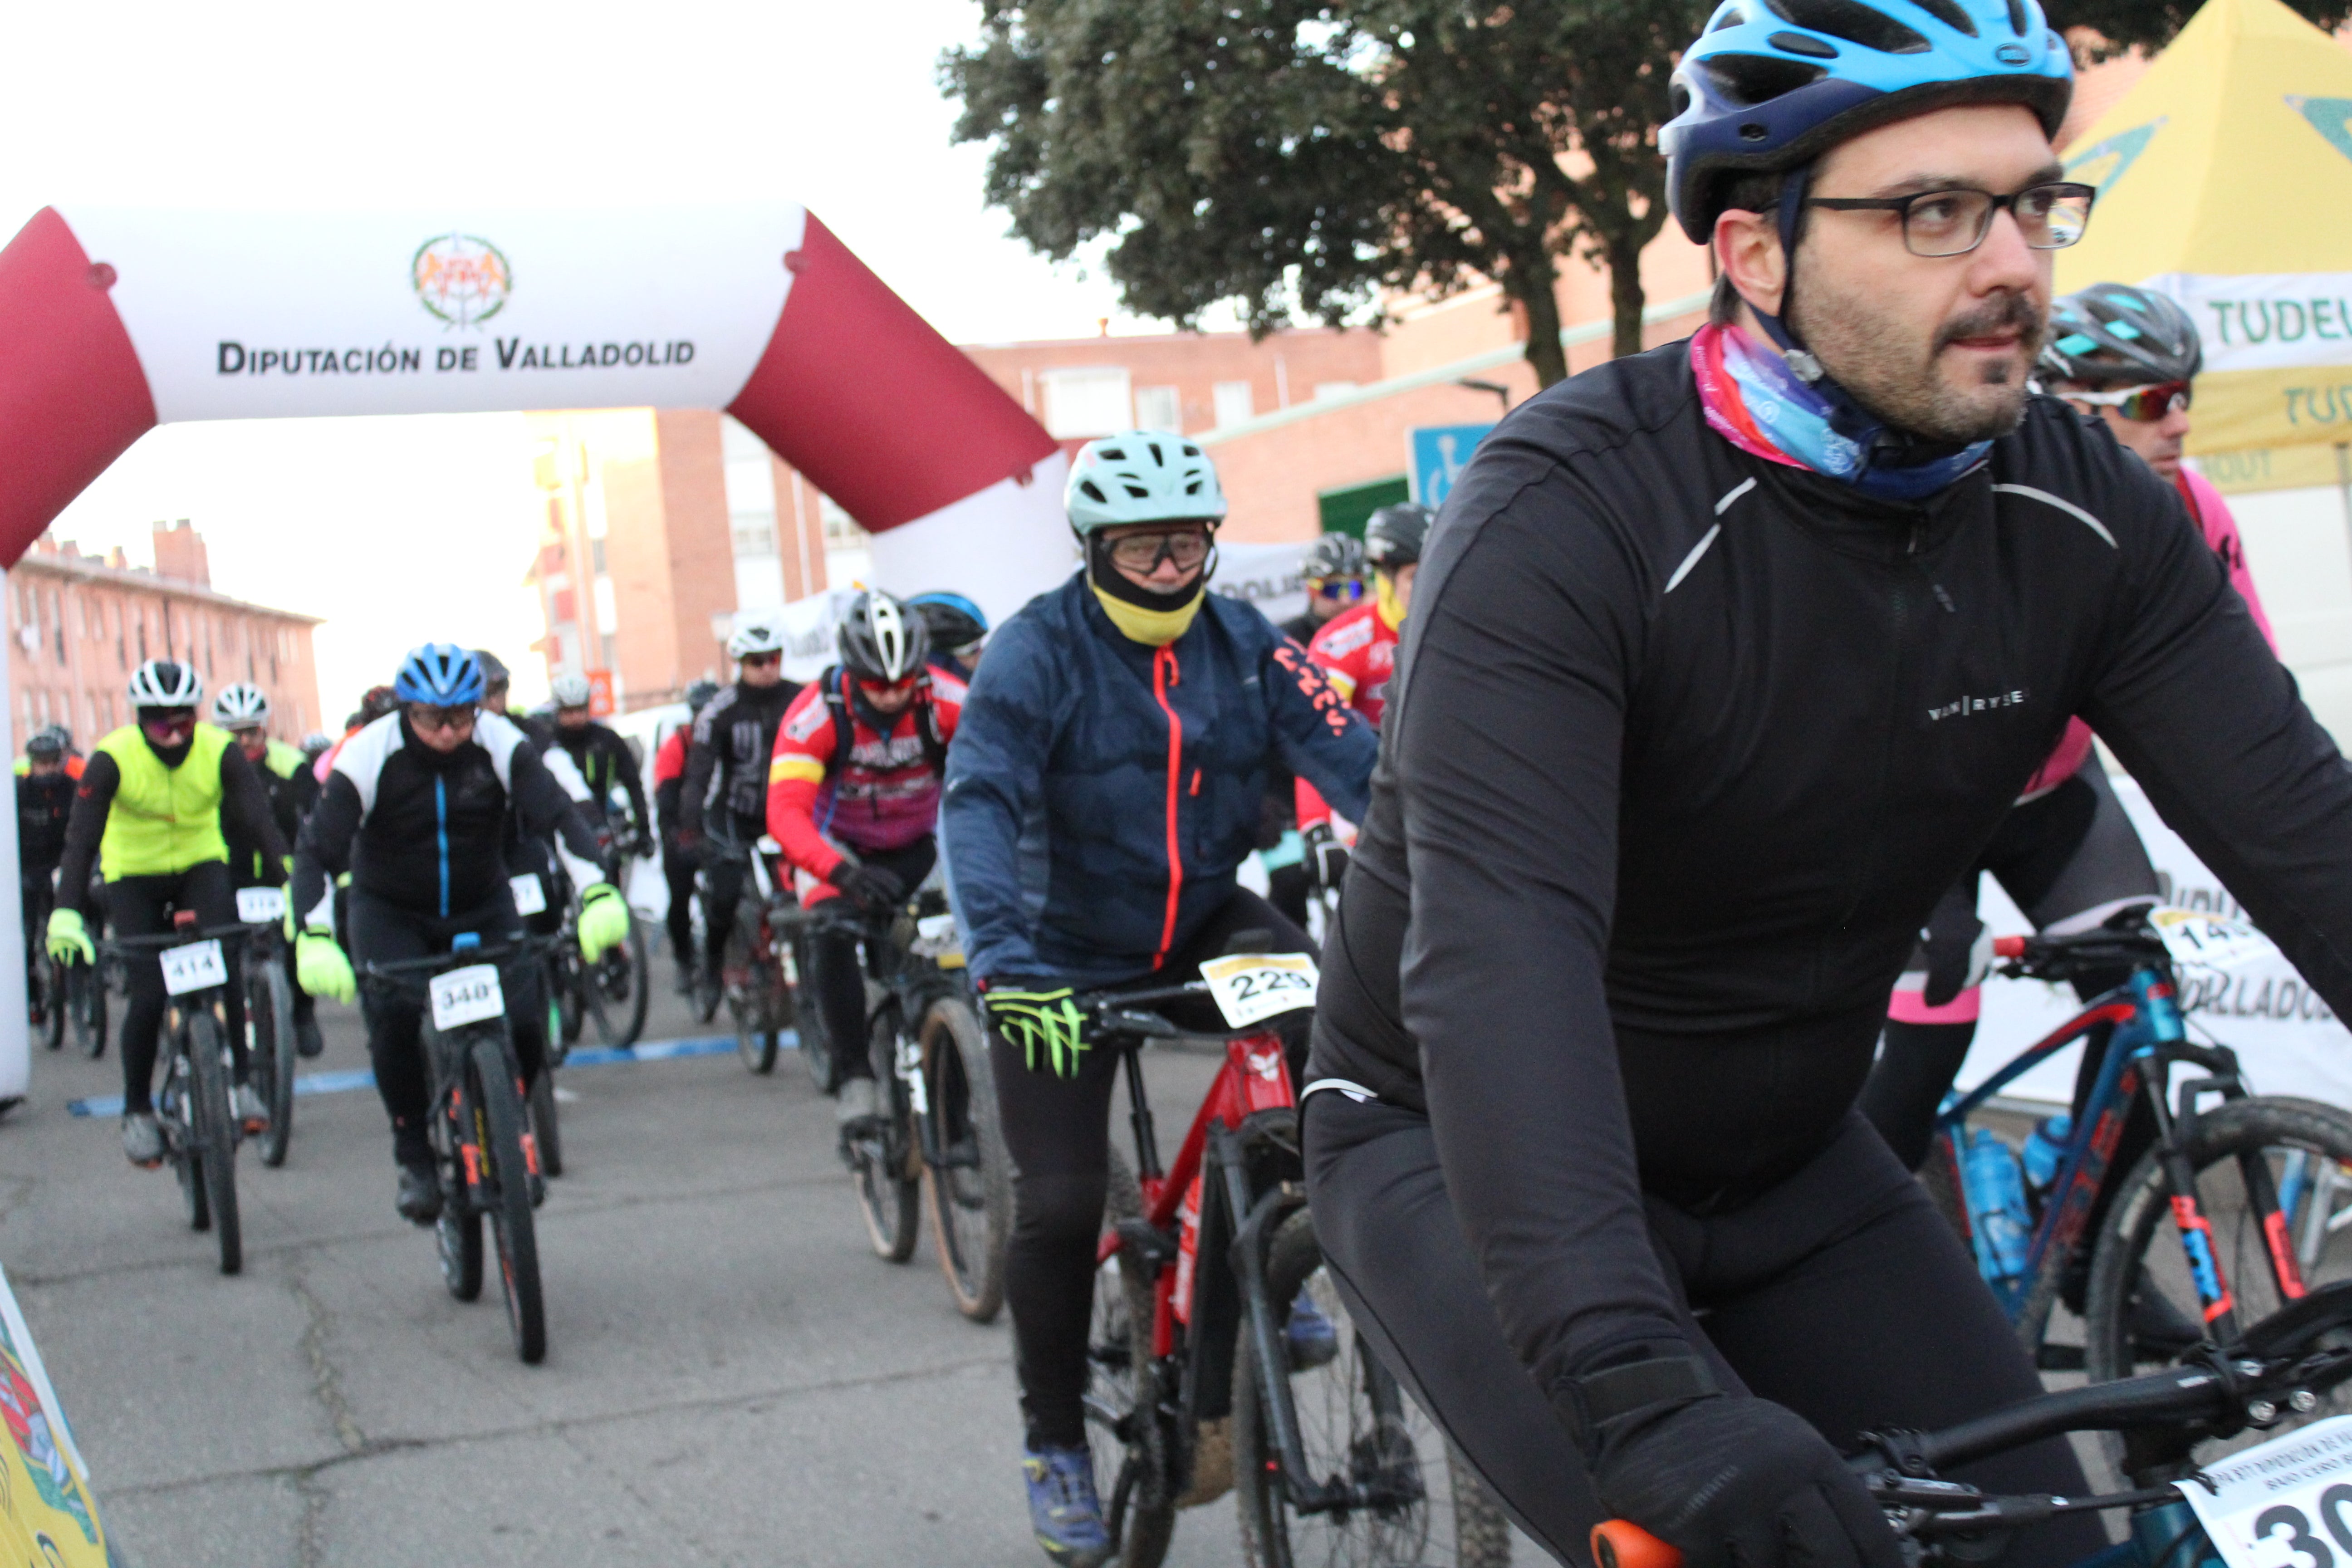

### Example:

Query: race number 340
xmin=429 ymin=965 xmax=505 ymax=1032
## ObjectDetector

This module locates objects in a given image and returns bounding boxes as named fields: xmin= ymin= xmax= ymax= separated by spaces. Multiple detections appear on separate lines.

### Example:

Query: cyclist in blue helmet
xmin=908 ymin=590 xmax=990 ymax=678
xmin=1298 ymin=4 xmax=2352 ymax=1567
xmin=290 ymin=643 xmax=632 ymax=1222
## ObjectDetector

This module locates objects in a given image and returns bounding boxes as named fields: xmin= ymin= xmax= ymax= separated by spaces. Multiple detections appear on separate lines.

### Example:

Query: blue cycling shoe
xmin=1022 ymin=1444 xmax=1112 ymax=1568
xmin=1286 ymin=1287 xmax=1340 ymax=1370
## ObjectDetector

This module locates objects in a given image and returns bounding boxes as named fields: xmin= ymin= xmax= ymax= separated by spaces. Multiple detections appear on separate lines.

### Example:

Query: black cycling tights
xmin=349 ymin=887 xmax=545 ymax=1166
xmin=808 ymin=840 xmax=938 ymax=1087
xmin=107 ymin=862 xmax=245 ymax=1114
xmin=993 ymin=888 xmax=1312 ymax=1450
xmin=1304 ymin=1097 xmax=2107 ymax=1568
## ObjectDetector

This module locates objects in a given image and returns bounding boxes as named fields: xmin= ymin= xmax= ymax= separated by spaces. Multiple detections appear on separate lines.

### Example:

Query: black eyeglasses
xmin=1105 ymin=529 xmax=1213 ymax=573
xmin=1805 ymin=181 xmax=2096 ymax=258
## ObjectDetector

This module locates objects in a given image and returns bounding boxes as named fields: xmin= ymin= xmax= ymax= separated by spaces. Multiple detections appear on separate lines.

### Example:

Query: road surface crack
xmin=288 ymin=1263 xmax=366 ymax=1568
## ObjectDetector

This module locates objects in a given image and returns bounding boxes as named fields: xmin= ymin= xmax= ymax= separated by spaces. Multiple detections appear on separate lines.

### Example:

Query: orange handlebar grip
xmin=1592 ymin=1521 xmax=1682 ymax=1568
xmin=1993 ymin=936 xmax=2026 ymax=959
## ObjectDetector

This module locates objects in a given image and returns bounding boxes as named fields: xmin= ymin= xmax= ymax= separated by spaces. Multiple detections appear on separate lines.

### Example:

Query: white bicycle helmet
xmin=727 ymin=612 xmax=788 ymax=660
xmin=127 ymin=659 xmax=202 ymax=711
xmin=1065 ymin=431 xmax=1228 ymax=534
xmin=549 ymin=672 xmax=593 ymax=708
xmin=210 ymin=681 xmax=270 ymax=727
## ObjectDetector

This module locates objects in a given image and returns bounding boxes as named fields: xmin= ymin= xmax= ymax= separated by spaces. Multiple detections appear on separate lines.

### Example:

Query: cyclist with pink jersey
xmin=1862 ymin=282 xmax=2279 ymax=1171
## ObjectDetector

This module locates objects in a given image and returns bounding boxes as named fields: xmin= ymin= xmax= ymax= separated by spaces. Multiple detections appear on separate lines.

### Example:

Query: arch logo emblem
xmin=411 ymin=233 xmax=513 ymax=327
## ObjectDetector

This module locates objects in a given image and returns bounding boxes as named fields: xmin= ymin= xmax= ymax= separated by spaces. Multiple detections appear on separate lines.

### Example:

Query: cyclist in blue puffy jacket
xmin=941 ymin=431 xmax=1377 ymax=1568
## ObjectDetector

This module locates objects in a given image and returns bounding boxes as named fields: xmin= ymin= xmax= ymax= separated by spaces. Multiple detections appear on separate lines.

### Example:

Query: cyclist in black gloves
xmin=652 ymin=679 xmax=720 ymax=992
xmin=678 ymin=613 xmax=801 ymax=988
xmin=213 ymin=682 xmax=325 ymax=1059
xmin=1295 ymin=9 xmax=2340 ymax=1568
xmin=17 ymin=728 xmax=74 ymax=1022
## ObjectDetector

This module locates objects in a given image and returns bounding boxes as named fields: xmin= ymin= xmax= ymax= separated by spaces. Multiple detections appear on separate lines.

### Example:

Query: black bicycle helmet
xmin=24 ymin=729 xmax=64 ymax=761
xmin=2039 ymin=284 xmax=2201 ymax=387
xmin=1299 ymin=532 xmax=1367 ymax=581
xmin=472 ymin=648 xmax=511 ymax=691
xmin=907 ymin=591 xmax=989 ymax=656
xmin=684 ymin=678 xmax=720 ymax=714
xmin=1364 ymin=504 xmax=1435 ymax=571
xmin=837 ymin=590 xmax=928 ymax=683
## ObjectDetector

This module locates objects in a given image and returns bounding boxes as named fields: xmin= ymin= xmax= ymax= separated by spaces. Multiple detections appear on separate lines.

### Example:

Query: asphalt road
xmin=0 ymin=934 xmax=1308 ymax=1568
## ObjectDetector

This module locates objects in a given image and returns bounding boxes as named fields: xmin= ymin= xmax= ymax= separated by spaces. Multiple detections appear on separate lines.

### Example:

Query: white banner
xmin=1209 ymin=539 xmax=1314 ymax=631
xmin=58 ymin=204 xmax=806 ymax=421
xmin=2141 ymin=271 xmax=2352 ymax=375
xmin=1965 ymin=773 xmax=2352 ymax=1109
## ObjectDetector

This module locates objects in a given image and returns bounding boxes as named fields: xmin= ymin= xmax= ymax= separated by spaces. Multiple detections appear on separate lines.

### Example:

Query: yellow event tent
xmin=2057 ymin=0 xmax=2352 ymax=490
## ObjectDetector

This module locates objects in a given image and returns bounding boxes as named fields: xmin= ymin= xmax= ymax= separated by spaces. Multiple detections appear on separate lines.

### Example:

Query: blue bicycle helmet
xmin=393 ymin=643 xmax=485 ymax=706
xmin=1663 ymin=0 xmax=2074 ymax=245
xmin=907 ymin=591 xmax=989 ymax=654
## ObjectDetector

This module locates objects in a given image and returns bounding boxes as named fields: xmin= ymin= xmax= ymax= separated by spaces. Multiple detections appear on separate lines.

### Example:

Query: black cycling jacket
xmin=292 ymin=711 xmax=602 ymax=925
xmin=552 ymin=720 xmax=648 ymax=834
xmin=1306 ymin=338 xmax=2352 ymax=1429
xmin=680 ymin=678 xmax=800 ymax=842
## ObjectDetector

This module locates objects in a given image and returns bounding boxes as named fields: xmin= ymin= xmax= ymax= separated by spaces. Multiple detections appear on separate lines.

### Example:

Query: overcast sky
xmin=0 ymin=0 xmax=1150 ymax=713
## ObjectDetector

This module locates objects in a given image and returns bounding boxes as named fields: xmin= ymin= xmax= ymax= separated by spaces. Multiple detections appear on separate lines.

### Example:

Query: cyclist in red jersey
xmin=1865 ymin=283 xmax=2282 ymax=1172
xmin=653 ymin=679 xmax=720 ymax=993
xmin=766 ymin=591 xmax=960 ymax=1133
xmin=1295 ymin=504 xmax=1428 ymax=894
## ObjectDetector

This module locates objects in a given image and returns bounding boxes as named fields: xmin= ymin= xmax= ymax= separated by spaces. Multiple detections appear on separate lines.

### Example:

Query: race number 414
xmin=2179 ymin=1415 xmax=2352 ymax=1568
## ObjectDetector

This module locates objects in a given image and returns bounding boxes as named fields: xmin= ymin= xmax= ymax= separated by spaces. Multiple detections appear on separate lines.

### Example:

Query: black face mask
xmin=135 ymin=710 xmax=195 ymax=770
xmin=1087 ymin=536 xmax=1209 ymax=612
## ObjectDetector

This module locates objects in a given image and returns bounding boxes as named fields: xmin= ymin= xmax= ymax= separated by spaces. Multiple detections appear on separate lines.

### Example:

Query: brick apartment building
xmin=523 ymin=44 xmax=2154 ymax=710
xmin=9 ymin=521 xmax=324 ymax=747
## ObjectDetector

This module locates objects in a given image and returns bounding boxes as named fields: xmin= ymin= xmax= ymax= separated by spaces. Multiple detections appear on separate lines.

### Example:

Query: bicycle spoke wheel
xmin=252 ymin=963 xmax=297 ymax=1168
xmin=470 ymin=1036 xmax=546 ymax=1365
xmin=921 ymin=995 xmax=1012 ymax=1322
xmin=590 ymin=919 xmax=649 ymax=1048
xmin=187 ymin=1013 xmax=242 ymax=1276
xmin=852 ymin=1008 xmax=920 ymax=1263
xmin=1086 ymin=1150 xmax=1176 ymax=1568
xmin=1233 ymin=1208 xmax=1510 ymax=1568
xmin=725 ymin=916 xmax=780 ymax=1076
xmin=529 ymin=1068 xmax=564 ymax=1179
xmin=2086 ymin=1096 xmax=2352 ymax=1474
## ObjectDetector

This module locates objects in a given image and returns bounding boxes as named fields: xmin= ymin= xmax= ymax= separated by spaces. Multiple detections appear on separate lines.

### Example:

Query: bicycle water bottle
xmin=1961 ymin=1129 xmax=2034 ymax=1284
xmin=2021 ymin=1114 xmax=2073 ymax=1195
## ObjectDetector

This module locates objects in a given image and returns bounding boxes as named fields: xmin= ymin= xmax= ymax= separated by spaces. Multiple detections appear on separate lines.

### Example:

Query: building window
xmin=1134 ymin=385 xmax=1182 ymax=433
xmin=1212 ymin=381 xmax=1255 ymax=428
xmin=1039 ymin=367 xmax=1133 ymax=438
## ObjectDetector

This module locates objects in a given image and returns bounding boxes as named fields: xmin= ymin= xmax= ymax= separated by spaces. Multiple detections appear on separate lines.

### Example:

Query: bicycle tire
xmin=435 ymin=1030 xmax=485 ymax=1301
xmin=252 ymin=959 xmax=297 ymax=1168
xmin=1233 ymin=1207 xmax=1512 ymax=1568
xmin=170 ymin=1060 xmax=208 ymax=1234
xmin=187 ymin=1011 xmax=242 ymax=1276
xmin=1087 ymin=1148 xmax=1176 ymax=1568
xmin=2084 ymin=1095 xmax=2352 ymax=1473
xmin=35 ymin=958 xmax=64 ymax=1052
xmin=554 ymin=946 xmax=584 ymax=1049
xmin=853 ymin=1006 xmax=920 ymax=1263
xmin=589 ymin=918 xmax=649 ymax=1049
xmin=920 ymin=994 xmax=1011 ymax=1322
xmin=74 ymin=962 xmax=106 ymax=1058
xmin=529 ymin=1068 xmax=564 ymax=1179
xmin=725 ymin=914 xmax=781 ymax=1075
xmin=470 ymin=1036 xmax=546 ymax=1364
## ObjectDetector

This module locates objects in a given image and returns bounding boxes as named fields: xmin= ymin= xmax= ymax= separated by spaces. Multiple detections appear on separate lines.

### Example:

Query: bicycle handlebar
xmin=103 ymin=922 xmax=260 ymax=953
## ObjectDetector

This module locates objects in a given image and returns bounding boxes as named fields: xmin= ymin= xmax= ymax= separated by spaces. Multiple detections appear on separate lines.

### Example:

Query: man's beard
xmin=1788 ymin=263 xmax=2044 ymax=446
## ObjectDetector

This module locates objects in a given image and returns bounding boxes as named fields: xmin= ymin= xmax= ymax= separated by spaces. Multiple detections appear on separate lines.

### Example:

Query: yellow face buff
xmin=1376 ymin=570 xmax=1408 ymax=633
xmin=1091 ymin=582 xmax=1205 ymax=647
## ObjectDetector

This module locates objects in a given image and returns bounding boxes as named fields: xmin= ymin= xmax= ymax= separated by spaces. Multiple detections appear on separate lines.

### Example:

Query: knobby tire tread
xmin=188 ymin=1012 xmax=241 ymax=1275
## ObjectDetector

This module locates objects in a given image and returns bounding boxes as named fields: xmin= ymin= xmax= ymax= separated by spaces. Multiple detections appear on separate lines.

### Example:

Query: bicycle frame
xmin=1935 ymin=962 xmax=2283 ymax=1348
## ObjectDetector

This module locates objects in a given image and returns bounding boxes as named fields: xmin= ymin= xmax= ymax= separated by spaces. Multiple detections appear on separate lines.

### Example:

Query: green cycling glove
xmin=984 ymin=985 xmax=1089 ymax=1078
xmin=295 ymin=928 xmax=356 ymax=1006
xmin=576 ymin=882 xmax=631 ymax=964
xmin=44 ymin=908 xmax=93 ymax=967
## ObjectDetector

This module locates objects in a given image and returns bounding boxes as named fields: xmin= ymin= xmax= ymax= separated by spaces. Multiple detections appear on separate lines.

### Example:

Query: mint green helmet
xmin=1064 ymin=431 xmax=1228 ymax=534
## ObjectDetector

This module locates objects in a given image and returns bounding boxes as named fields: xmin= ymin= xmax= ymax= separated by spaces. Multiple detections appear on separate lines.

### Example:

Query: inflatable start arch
xmin=0 ymin=201 xmax=1076 ymax=1099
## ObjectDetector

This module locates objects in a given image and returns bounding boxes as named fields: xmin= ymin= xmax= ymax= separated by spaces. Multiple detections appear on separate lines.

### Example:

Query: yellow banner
xmin=2196 ymin=442 xmax=2347 ymax=495
xmin=2187 ymin=365 xmax=2352 ymax=457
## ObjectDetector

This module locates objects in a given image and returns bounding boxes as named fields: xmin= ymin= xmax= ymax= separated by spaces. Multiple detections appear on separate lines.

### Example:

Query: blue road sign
xmin=1409 ymin=423 xmax=1497 ymax=509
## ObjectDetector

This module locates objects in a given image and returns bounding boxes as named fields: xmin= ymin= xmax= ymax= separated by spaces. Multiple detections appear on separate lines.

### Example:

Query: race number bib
xmin=235 ymin=887 xmax=286 ymax=924
xmin=2152 ymin=906 xmax=2279 ymax=972
xmin=2177 ymin=1414 xmax=2352 ymax=1568
xmin=159 ymin=940 xmax=227 ymax=997
xmin=508 ymin=873 xmax=548 ymax=916
xmin=429 ymin=965 xmax=505 ymax=1032
xmin=911 ymin=912 xmax=965 ymax=966
xmin=1200 ymin=952 xmax=1320 ymax=1029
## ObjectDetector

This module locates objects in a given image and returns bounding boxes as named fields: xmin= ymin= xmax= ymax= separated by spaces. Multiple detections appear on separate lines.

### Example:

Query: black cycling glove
xmin=1585 ymin=1376 xmax=1901 ymax=1568
xmin=1921 ymin=898 xmax=1994 ymax=1008
xmin=1303 ymin=823 xmax=1351 ymax=893
xmin=828 ymin=860 xmax=906 ymax=913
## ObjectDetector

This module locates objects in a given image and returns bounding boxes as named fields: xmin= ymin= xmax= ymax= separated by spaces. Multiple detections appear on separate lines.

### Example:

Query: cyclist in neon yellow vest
xmin=45 ymin=661 xmax=290 ymax=1166
xmin=213 ymin=681 xmax=324 ymax=1062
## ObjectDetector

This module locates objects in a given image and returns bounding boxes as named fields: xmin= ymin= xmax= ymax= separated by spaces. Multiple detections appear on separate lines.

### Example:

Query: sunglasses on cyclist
xmin=855 ymin=674 xmax=920 ymax=699
xmin=1308 ymin=577 xmax=1366 ymax=603
xmin=406 ymin=703 xmax=478 ymax=735
xmin=739 ymin=650 xmax=783 ymax=667
xmin=2067 ymin=381 xmax=2191 ymax=423
xmin=1805 ymin=180 xmax=2096 ymax=259
xmin=139 ymin=711 xmax=196 ymax=740
xmin=1104 ymin=528 xmax=1214 ymax=574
